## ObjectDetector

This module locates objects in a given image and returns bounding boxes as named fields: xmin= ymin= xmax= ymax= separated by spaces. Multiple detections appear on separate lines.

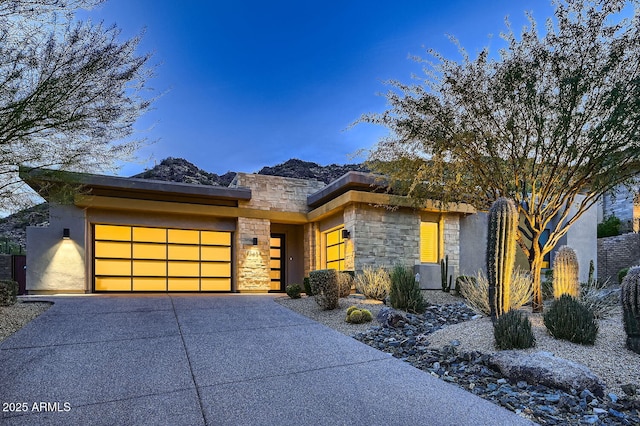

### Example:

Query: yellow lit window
xmin=325 ymin=227 xmax=345 ymax=271
xmin=420 ymin=222 xmax=439 ymax=263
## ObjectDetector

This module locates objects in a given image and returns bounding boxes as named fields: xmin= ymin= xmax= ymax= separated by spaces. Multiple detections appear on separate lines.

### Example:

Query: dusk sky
xmin=81 ymin=0 xmax=556 ymax=177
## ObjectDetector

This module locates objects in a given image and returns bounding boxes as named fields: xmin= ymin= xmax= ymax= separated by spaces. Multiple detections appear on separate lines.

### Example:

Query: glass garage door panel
xmin=201 ymin=278 xmax=231 ymax=291
xmin=94 ymin=224 xmax=232 ymax=292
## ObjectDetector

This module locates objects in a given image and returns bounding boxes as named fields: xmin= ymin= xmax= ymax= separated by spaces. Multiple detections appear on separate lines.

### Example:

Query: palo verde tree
xmin=359 ymin=0 xmax=640 ymax=312
xmin=0 ymin=0 xmax=154 ymax=209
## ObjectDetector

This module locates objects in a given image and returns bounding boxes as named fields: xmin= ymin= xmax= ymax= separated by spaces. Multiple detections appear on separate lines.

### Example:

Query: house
xmin=19 ymin=167 xmax=597 ymax=294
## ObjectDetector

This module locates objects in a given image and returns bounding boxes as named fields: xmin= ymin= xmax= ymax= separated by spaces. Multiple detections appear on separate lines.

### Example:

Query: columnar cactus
xmin=621 ymin=266 xmax=640 ymax=354
xmin=553 ymin=246 xmax=580 ymax=299
xmin=487 ymin=197 xmax=518 ymax=320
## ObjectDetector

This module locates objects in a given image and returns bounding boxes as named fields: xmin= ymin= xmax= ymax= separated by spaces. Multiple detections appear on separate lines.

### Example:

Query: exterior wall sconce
xmin=252 ymin=237 xmax=258 ymax=245
xmin=341 ymin=229 xmax=350 ymax=239
xmin=62 ymin=228 xmax=70 ymax=239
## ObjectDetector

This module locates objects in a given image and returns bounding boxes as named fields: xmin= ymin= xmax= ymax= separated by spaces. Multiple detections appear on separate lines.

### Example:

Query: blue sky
xmin=81 ymin=0 xmax=555 ymax=177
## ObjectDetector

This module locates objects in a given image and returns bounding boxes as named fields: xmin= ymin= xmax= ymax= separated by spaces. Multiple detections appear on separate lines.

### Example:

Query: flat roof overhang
xmin=307 ymin=171 xmax=386 ymax=208
xmin=308 ymin=190 xmax=477 ymax=222
xmin=19 ymin=167 xmax=251 ymax=206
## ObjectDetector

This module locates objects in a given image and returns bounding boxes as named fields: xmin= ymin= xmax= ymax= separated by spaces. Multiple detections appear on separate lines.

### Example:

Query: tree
xmin=359 ymin=0 xmax=640 ymax=312
xmin=0 ymin=0 xmax=154 ymax=209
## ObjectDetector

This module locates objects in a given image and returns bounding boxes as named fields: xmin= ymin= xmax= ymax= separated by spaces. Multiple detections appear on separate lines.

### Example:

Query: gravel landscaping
xmin=276 ymin=291 xmax=640 ymax=425
xmin=0 ymin=300 xmax=51 ymax=342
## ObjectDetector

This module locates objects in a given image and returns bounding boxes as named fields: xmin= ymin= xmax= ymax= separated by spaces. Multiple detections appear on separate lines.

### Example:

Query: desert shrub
xmin=303 ymin=277 xmax=312 ymax=296
xmin=337 ymin=272 xmax=353 ymax=298
xmin=345 ymin=307 xmax=373 ymax=324
xmin=493 ymin=310 xmax=536 ymax=350
xmin=285 ymin=283 xmax=302 ymax=299
xmin=543 ymin=294 xmax=598 ymax=345
xmin=310 ymin=269 xmax=339 ymax=310
xmin=460 ymin=270 xmax=532 ymax=316
xmin=354 ymin=266 xmax=391 ymax=301
xmin=619 ymin=267 xmax=630 ymax=284
xmin=389 ymin=264 xmax=425 ymax=314
xmin=598 ymin=215 xmax=621 ymax=238
xmin=455 ymin=275 xmax=475 ymax=296
xmin=0 ymin=280 xmax=18 ymax=306
xmin=579 ymin=278 xmax=619 ymax=319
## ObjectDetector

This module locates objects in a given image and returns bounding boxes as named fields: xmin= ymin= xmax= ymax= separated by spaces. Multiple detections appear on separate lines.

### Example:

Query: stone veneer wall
xmin=442 ymin=215 xmax=460 ymax=278
xmin=303 ymin=222 xmax=318 ymax=277
xmin=348 ymin=204 xmax=420 ymax=271
xmin=232 ymin=173 xmax=326 ymax=212
xmin=235 ymin=217 xmax=271 ymax=291
xmin=231 ymin=173 xmax=327 ymax=290
xmin=597 ymin=232 xmax=640 ymax=283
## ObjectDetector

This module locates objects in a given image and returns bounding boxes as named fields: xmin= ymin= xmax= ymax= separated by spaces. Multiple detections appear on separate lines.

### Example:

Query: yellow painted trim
xmin=76 ymin=191 xmax=475 ymax=225
xmin=75 ymin=195 xmax=309 ymax=224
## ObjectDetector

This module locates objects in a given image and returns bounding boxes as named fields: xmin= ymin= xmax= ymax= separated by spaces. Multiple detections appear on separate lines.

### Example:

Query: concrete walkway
xmin=0 ymin=295 xmax=534 ymax=425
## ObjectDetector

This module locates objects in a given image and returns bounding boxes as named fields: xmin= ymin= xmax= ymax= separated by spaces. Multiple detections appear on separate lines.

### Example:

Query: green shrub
xmin=460 ymin=270 xmax=532 ymax=316
xmin=389 ymin=264 xmax=425 ymax=314
xmin=598 ymin=215 xmax=621 ymax=238
xmin=285 ymin=283 xmax=302 ymax=299
xmin=345 ymin=308 xmax=373 ymax=324
xmin=493 ymin=310 xmax=536 ymax=350
xmin=0 ymin=280 xmax=18 ymax=306
xmin=303 ymin=277 xmax=312 ymax=296
xmin=354 ymin=266 xmax=391 ymax=301
xmin=337 ymin=272 xmax=353 ymax=298
xmin=619 ymin=267 xmax=630 ymax=284
xmin=543 ymin=294 xmax=598 ymax=345
xmin=310 ymin=269 xmax=339 ymax=310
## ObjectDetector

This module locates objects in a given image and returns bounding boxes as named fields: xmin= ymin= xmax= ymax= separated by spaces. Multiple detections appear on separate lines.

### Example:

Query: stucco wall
xmin=459 ymin=212 xmax=488 ymax=276
xmin=562 ymin=199 xmax=598 ymax=283
xmin=26 ymin=204 xmax=86 ymax=293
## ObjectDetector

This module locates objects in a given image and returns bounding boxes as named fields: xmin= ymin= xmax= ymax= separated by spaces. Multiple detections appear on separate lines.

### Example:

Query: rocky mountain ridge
xmin=0 ymin=157 xmax=367 ymax=248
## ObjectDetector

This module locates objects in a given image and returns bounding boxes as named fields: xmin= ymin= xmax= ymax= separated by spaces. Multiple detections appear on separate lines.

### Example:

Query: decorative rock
xmin=376 ymin=307 xmax=407 ymax=328
xmin=489 ymin=351 xmax=605 ymax=397
xmin=621 ymin=383 xmax=636 ymax=397
xmin=353 ymin=303 xmax=640 ymax=426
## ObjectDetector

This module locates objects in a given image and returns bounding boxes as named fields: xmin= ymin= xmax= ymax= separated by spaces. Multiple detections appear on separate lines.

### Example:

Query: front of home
xmin=19 ymin=168 xmax=597 ymax=294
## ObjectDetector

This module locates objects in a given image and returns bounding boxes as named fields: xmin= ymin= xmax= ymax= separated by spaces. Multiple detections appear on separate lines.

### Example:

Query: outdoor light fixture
xmin=341 ymin=229 xmax=350 ymax=239
xmin=252 ymin=237 xmax=258 ymax=245
xmin=62 ymin=228 xmax=70 ymax=239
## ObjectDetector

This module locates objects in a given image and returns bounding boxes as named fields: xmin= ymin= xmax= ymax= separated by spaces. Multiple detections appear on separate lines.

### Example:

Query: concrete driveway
xmin=0 ymin=295 xmax=534 ymax=425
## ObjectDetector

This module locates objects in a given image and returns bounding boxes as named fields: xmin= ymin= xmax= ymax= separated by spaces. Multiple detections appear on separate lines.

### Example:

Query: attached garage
xmin=94 ymin=224 xmax=232 ymax=292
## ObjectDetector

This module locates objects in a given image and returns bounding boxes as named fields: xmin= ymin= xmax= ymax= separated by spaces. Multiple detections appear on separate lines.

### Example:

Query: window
xmin=325 ymin=227 xmax=345 ymax=271
xmin=420 ymin=222 xmax=439 ymax=263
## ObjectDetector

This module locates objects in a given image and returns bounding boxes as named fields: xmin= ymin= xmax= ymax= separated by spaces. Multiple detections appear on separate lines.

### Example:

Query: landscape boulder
xmin=489 ymin=351 xmax=605 ymax=397
xmin=376 ymin=307 xmax=407 ymax=328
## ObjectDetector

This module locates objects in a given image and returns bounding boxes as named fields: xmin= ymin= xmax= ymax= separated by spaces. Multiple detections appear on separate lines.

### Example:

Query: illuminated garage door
xmin=94 ymin=225 xmax=232 ymax=292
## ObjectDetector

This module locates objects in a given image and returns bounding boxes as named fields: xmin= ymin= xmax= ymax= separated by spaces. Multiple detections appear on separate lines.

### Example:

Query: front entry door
xmin=270 ymin=234 xmax=285 ymax=291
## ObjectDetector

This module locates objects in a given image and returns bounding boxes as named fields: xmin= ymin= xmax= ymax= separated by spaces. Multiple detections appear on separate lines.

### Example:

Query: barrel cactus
xmin=553 ymin=246 xmax=580 ymax=299
xmin=487 ymin=197 xmax=518 ymax=320
xmin=621 ymin=266 xmax=640 ymax=354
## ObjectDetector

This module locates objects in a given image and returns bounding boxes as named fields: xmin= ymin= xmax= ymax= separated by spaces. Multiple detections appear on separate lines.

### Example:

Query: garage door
xmin=94 ymin=224 xmax=232 ymax=292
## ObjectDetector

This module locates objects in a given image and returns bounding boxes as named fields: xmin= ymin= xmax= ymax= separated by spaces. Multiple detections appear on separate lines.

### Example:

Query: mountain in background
xmin=0 ymin=157 xmax=368 ymax=248
xmin=133 ymin=157 xmax=367 ymax=185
